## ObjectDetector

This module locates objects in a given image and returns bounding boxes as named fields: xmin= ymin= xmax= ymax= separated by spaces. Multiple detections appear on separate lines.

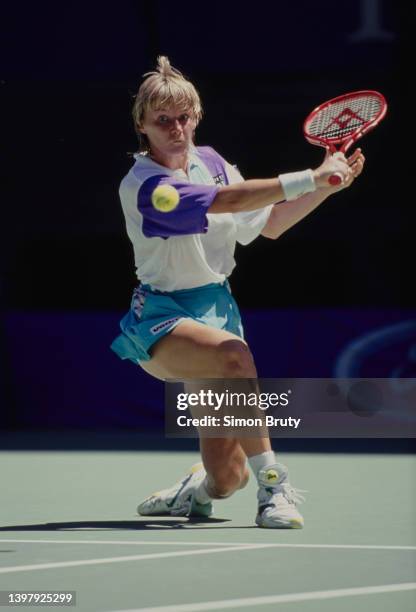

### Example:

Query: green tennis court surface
xmin=1 ymin=450 xmax=415 ymax=611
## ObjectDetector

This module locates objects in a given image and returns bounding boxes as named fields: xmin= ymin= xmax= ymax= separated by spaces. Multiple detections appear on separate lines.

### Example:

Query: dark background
xmin=1 ymin=0 xmax=412 ymax=309
xmin=1 ymin=0 xmax=415 ymax=440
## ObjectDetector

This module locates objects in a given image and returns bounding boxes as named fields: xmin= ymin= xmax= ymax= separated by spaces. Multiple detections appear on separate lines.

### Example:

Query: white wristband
xmin=279 ymin=169 xmax=316 ymax=201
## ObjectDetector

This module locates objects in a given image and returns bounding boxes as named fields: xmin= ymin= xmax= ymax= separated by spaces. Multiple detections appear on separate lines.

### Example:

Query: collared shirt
xmin=118 ymin=145 xmax=272 ymax=292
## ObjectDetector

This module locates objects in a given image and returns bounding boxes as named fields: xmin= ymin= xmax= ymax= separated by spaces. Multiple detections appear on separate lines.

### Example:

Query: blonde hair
xmin=132 ymin=56 xmax=203 ymax=152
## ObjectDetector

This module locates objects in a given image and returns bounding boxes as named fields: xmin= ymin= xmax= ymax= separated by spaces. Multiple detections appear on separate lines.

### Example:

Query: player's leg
xmin=139 ymin=317 xmax=257 ymax=380
xmin=198 ymin=437 xmax=250 ymax=499
xmin=137 ymin=319 xmax=304 ymax=527
xmin=140 ymin=318 xmax=268 ymax=497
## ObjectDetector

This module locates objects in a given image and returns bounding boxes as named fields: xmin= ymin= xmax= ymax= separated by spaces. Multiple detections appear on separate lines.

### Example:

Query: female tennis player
xmin=111 ymin=56 xmax=365 ymax=528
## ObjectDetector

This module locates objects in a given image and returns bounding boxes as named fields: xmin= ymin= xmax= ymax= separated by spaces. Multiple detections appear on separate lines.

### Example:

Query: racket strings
xmin=307 ymin=95 xmax=382 ymax=140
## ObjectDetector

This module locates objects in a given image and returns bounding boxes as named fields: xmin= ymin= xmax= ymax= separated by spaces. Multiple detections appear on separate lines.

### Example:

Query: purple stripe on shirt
xmin=138 ymin=175 xmax=219 ymax=239
xmin=195 ymin=146 xmax=230 ymax=186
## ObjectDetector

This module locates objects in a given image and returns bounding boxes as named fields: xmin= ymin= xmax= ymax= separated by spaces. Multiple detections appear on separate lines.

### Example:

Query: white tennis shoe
xmin=255 ymin=463 xmax=305 ymax=529
xmin=137 ymin=463 xmax=213 ymax=518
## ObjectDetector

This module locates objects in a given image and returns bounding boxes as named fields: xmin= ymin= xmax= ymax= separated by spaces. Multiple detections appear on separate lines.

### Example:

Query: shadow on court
xmin=0 ymin=518 xmax=246 ymax=531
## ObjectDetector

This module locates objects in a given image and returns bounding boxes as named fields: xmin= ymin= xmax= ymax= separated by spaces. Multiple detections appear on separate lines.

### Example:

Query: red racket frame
xmin=303 ymin=90 xmax=387 ymax=185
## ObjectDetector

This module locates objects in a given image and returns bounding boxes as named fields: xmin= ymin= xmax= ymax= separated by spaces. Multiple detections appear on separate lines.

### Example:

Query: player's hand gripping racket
xmin=303 ymin=90 xmax=387 ymax=185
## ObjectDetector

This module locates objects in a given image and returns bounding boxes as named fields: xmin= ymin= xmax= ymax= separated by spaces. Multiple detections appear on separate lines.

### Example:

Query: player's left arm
xmin=261 ymin=148 xmax=365 ymax=240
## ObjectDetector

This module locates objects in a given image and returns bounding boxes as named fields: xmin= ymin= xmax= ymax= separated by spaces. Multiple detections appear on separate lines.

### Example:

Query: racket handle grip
xmin=328 ymin=173 xmax=343 ymax=186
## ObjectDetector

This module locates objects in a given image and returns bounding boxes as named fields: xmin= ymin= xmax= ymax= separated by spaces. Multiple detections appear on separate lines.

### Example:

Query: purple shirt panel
xmin=195 ymin=146 xmax=230 ymax=186
xmin=138 ymin=174 xmax=219 ymax=239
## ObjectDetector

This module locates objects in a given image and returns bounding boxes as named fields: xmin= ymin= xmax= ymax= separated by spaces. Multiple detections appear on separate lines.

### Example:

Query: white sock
xmin=248 ymin=451 xmax=277 ymax=482
xmin=194 ymin=477 xmax=212 ymax=505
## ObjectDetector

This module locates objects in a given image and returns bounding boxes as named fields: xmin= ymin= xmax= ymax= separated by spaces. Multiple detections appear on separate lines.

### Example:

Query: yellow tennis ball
xmin=151 ymin=185 xmax=180 ymax=212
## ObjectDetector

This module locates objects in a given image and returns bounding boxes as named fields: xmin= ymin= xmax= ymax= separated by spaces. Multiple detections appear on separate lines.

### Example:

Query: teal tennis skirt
xmin=110 ymin=281 xmax=244 ymax=364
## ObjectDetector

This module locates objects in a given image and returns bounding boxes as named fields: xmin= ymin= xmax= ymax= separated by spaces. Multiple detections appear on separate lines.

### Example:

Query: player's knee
xmin=217 ymin=341 xmax=256 ymax=378
xmin=208 ymin=462 xmax=248 ymax=498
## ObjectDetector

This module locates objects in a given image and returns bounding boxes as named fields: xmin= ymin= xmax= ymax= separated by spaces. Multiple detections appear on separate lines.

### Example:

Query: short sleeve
xmin=224 ymin=161 xmax=273 ymax=246
xmin=138 ymin=175 xmax=219 ymax=239
xmin=233 ymin=206 xmax=273 ymax=245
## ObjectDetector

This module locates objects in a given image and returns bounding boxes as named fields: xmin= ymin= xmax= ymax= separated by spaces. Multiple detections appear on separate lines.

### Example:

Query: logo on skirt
xmin=150 ymin=317 xmax=181 ymax=335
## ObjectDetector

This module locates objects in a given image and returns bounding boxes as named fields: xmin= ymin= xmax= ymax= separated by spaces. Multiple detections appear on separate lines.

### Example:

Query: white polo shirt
xmin=118 ymin=145 xmax=272 ymax=292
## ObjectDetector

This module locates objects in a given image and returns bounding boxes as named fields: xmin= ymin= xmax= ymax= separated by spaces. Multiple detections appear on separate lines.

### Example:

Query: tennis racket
xmin=303 ymin=90 xmax=387 ymax=185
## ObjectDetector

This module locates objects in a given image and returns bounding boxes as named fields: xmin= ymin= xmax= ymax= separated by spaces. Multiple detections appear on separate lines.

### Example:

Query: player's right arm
xmin=208 ymin=153 xmax=351 ymax=214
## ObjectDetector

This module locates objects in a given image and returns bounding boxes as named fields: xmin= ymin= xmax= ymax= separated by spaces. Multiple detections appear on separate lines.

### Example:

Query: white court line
xmin=0 ymin=540 xmax=414 ymax=576
xmin=0 ymin=544 xmax=268 ymax=574
xmin=113 ymin=582 xmax=416 ymax=612
xmin=0 ymin=539 xmax=415 ymax=551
